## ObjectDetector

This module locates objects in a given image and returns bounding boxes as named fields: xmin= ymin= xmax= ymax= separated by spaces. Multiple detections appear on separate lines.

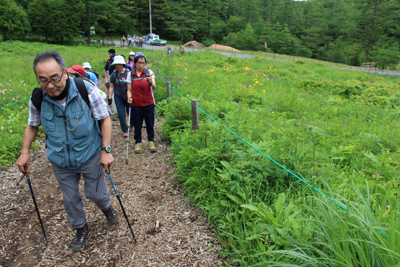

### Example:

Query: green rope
xmin=158 ymin=72 xmax=347 ymax=211
xmin=0 ymin=96 xmax=30 ymax=111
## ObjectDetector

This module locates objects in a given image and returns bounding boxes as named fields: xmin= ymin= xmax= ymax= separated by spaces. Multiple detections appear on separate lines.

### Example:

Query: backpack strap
xmin=74 ymin=78 xmax=101 ymax=128
xmin=31 ymin=79 xmax=90 ymax=111
xmin=130 ymin=68 xmax=151 ymax=85
xmin=73 ymin=78 xmax=90 ymax=107
xmin=31 ymin=87 xmax=44 ymax=111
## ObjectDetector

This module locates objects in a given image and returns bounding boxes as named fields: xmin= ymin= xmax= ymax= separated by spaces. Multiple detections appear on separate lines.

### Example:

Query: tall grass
xmin=252 ymin=182 xmax=400 ymax=266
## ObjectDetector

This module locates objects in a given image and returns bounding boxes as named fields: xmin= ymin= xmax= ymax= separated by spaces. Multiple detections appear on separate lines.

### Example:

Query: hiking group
xmin=104 ymin=49 xmax=157 ymax=154
xmin=16 ymin=48 xmax=158 ymax=252
xmin=122 ymin=34 xmax=144 ymax=48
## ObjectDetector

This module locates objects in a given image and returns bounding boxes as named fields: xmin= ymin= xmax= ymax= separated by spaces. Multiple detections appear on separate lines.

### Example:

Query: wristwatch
xmin=101 ymin=146 xmax=112 ymax=153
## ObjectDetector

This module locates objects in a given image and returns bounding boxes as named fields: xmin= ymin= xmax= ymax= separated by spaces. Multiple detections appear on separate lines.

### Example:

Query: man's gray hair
xmin=33 ymin=50 xmax=66 ymax=75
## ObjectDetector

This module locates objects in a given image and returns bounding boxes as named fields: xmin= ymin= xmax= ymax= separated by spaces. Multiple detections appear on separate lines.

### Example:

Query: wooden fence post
xmin=166 ymin=81 xmax=171 ymax=98
xmin=191 ymin=99 xmax=199 ymax=131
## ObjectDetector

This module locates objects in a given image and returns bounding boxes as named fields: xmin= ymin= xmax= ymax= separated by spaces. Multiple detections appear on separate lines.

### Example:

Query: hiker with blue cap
xmin=127 ymin=52 xmax=157 ymax=154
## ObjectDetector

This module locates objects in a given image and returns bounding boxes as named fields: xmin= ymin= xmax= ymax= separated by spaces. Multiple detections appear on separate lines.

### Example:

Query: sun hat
xmin=134 ymin=52 xmax=146 ymax=61
xmin=66 ymin=65 xmax=85 ymax=76
xmin=129 ymin=51 xmax=135 ymax=56
xmin=82 ymin=62 xmax=92 ymax=70
xmin=111 ymin=55 xmax=126 ymax=66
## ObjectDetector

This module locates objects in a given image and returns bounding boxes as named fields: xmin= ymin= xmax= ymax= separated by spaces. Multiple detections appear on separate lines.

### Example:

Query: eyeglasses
xmin=37 ymin=70 xmax=64 ymax=86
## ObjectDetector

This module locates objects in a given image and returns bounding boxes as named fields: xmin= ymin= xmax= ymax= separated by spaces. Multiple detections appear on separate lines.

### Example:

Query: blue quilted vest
xmin=40 ymin=78 xmax=102 ymax=169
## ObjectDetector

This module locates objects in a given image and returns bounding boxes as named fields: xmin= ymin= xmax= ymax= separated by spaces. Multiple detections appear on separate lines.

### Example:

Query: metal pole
xmin=21 ymin=166 xmax=47 ymax=239
xmin=149 ymin=0 xmax=152 ymax=34
xmin=151 ymin=87 xmax=164 ymax=141
xmin=126 ymin=107 xmax=131 ymax=165
xmin=106 ymin=171 xmax=137 ymax=243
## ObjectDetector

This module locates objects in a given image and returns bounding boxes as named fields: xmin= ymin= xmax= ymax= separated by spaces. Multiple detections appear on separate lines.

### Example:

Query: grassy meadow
xmin=1 ymin=41 xmax=400 ymax=265
xmin=151 ymin=52 xmax=400 ymax=265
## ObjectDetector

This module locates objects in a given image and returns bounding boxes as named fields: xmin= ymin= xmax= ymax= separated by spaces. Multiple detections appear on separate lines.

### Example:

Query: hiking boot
xmin=112 ymin=114 xmax=118 ymax=121
xmin=148 ymin=141 xmax=157 ymax=153
xmin=129 ymin=126 xmax=134 ymax=132
xmin=102 ymin=206 xmax=118 ymax=225
xmin=134 ymin=143 xmax=142 ymax=154
xmin=123 ymin=132 xmax=129 ymax=137
xmin=71 ymin=223 xmax=90 ymax=251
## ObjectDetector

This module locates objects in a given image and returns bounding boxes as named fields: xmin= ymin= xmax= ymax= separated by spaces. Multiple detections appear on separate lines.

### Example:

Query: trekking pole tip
xmin=126 ymin=159 xmax=128 ymax=165
xmin=133 ymin=236 xmax=137 ymax=243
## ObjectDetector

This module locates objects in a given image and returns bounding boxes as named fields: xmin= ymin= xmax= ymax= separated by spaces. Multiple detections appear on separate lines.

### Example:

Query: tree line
xmin=1 ymin=0 xmax=399 ymax=68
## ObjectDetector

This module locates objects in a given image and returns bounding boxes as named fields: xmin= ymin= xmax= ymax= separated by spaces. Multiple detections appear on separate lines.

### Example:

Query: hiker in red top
xmin=127 ymin=52 xmax=157 ymax=154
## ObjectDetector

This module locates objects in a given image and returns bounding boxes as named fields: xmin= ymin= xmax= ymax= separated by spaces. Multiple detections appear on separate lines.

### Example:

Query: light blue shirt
xmin=86 ymin=71 xmax=98 ymax=86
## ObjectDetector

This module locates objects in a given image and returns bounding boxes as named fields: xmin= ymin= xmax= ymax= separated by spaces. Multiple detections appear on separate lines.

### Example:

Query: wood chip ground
xmin=0 ymin=77 xmax=227 ymax=266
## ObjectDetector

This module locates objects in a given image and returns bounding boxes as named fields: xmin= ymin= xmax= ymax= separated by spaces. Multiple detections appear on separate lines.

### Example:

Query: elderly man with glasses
xmin=16 ymin=50 xmax=118 ymax=252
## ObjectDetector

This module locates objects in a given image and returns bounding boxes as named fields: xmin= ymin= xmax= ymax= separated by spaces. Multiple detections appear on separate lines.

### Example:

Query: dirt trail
xmin=0 ymin=77 xmax=225 ymax=266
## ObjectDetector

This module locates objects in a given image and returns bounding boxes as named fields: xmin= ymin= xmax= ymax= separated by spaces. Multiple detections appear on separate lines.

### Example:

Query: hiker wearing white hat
xmin=82 ymin=62 xmax=100 ymax=84
xmin=108 ymin=55 xmax=133 ymax=137
xmin=82 ymin=62 xmax=92 ymax=70
xmin=126 ymin=52 xmax=135 ymax=70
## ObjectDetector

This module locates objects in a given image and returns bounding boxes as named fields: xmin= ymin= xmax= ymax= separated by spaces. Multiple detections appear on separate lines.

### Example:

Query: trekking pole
xmin=126 ymin=106 xmax=131 ymax=165
xmin=17 ymin=165 xmax=47 ymax=239
xmin=104 ymin=166 xmax=137 ymax=243
xmin=150 ymin=86 xmax=164 ymax=141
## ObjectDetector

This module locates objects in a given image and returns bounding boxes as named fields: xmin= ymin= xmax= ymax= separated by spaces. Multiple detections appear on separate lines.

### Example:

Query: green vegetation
xmin=0 ymin=0 xmax=30 ymax=41
xmin=2 ymin=0 xmax=400 ymax=68
xmin=152 ymin=52 xmax=400 ymax=265
xmin=1 ymin=41 xmax=400 ymax=265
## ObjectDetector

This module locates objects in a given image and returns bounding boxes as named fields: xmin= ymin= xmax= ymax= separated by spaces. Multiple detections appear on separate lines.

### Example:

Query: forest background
xmin=1 ymin=0 xmax=400 ymax=69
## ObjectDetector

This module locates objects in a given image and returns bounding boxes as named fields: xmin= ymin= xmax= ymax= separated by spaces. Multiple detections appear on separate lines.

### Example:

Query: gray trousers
xmin=52 ymin=152 xmax=111 ymax=229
